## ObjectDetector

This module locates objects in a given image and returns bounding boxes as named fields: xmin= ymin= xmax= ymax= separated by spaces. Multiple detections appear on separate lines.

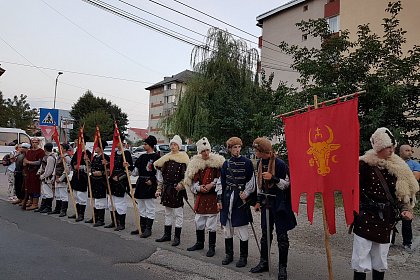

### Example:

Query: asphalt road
xmin=0 ymin=165 xmax=419 ymax=280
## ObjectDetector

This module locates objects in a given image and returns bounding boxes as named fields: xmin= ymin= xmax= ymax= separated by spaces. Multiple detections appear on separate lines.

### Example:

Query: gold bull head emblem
xmin=307 ymin=125 xmax=341 ymax=176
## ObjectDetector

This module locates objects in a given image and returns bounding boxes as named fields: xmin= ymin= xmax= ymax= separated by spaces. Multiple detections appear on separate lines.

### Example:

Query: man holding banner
xmin=51 ymin=143 xmax=72 ymax=217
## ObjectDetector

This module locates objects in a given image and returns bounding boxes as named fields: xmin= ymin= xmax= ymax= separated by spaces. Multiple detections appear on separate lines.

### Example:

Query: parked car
xmin=131 ymin=146 xmax=146 ymax=162
xmin=155 ymin=144 xmax=170 ymax=157
xmin=0 ymin=127 xmax=31 ymax=160
xmin=182 ymin=144 xmax=197 ymax=157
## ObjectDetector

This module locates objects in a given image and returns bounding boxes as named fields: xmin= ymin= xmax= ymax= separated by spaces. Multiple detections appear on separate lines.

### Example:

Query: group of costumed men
xmin=9 ymin=127 xmax=418 ymax=280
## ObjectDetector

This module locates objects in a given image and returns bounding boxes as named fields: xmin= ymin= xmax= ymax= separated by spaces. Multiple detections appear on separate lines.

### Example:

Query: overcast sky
xmin=0 ymin=0 xmax=289 ymax=129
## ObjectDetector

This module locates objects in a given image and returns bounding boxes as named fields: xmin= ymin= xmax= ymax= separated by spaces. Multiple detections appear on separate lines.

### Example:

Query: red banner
xmin=283 ymin=98 xmax=359 ymax=234
xmin=91 ymin=126 xmax=100 ymax=161
xmin=52 ymin=126 xmax=62 ymax=155
xmin=76 ymin=125 xmax=84 ymax=172
xmin=109 ymin=122 xmax=120 ymax=174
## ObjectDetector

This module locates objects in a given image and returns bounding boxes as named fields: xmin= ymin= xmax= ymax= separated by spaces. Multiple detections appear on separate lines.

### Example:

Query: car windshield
xmin=134 ymin=147 xmax=145 ymax=152
xmin=158 ymin=144 xmax=170 ymax=151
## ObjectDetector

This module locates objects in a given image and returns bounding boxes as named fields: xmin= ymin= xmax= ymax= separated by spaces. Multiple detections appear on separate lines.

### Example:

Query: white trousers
xmin=164 ymin=206 xmax=183 ymax=228
xmin=108 ymin=195 xmax=127 ymax=215
xmin=223 ymin=219 xmax=249 ymax=241
xmin=195 ymin=214 xmax=218 ymax=232
xmin=351 ymin=234 xmax=390 ymax=272
xmin=95 ymin=197 xmax=108 ymax=209
xmin=137 ymin=198 xmax=156 ymax=219
xmin=55 ymin=183 xmax=68 ymax=201
xmin=74 ymin=191 xmax=88 ymax=205
xmin=41 ymin=182 xmax=54 ymax=199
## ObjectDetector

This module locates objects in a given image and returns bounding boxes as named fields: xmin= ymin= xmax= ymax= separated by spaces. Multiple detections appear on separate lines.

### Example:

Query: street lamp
xmin=53 ymin=72 xmax=63 ymax=109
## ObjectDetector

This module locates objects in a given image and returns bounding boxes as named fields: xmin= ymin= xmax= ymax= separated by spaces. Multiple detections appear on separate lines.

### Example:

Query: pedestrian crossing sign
xmin=39 ymin=108 xmax=59 ymax=126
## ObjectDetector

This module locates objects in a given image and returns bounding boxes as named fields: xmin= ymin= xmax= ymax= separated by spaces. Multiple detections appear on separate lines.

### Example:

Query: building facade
xmin=126 ymin=128 xmax=148 ymax=145
xmin=146 ymin=70 xmax=194 ymax=144
xmin=256 ymin=0 xmax=420 ymax=89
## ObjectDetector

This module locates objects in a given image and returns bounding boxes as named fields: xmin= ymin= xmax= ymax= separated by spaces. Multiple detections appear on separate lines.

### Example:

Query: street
xmin=0 ymin=167 xmax=419 ymax=279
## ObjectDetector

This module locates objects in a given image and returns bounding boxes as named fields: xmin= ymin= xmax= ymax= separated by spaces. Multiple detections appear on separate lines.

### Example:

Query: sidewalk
xmin=1 ymin=168 xmax=418 ymax=279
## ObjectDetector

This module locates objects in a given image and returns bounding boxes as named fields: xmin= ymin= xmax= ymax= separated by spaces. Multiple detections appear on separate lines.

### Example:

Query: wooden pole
xmin=275 ymin=90 xmax=365 ymax=118
xmin=116 ymin=133 xmax=142 ymax=236
xmin=98 ymin=136 xmax=117 ymax=227
xmin=83 ymin=142 xmax=96 ymax=224
xmin=59 ymin=146 xmax=78 ymax=220
xmin=314 ymin=95 xmax=334 ymax=280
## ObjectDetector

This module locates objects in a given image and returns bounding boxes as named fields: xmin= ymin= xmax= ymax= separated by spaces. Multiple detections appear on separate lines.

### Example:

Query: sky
xmin=0 ymin=0 xmax=289 ymax=130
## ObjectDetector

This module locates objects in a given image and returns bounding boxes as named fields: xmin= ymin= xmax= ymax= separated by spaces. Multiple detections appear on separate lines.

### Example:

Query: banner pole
xmin=116 ymin=132 xmax=142 ymax=237
xmin=83 ymin=142 xmax=96 ymax=224
xmin=98 ymin=135 xmax=117 ymax=228
xmin=275 ymin=90 xmax=365 ymax=119
xmin=59 ymin=146 xmax=78 ymax=220
xmin=314 ymin=95 xmax=334 ymax=280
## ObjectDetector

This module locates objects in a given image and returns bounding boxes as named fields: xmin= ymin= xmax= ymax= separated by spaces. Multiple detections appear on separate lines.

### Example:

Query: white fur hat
xmin=370 ymin=127 xmax=397 ymax=152
xmin=170 ymin=135 xmax=182 ymax=149
xmin=196 ymin=137 xmax=211 ymax=154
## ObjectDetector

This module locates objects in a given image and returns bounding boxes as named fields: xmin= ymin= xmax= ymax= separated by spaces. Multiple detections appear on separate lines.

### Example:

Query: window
xmin=302 ymin=34 xmax=308 ymax=41
xmin=0 ymin=132 xmax=18 ymax=146
xmin=19 ymin=134 xmax=31 ymax=144
xmin=303 ymin=5 xmax=308 ymax=12
xmin=327 ymin=15 xmax=340 ymax=33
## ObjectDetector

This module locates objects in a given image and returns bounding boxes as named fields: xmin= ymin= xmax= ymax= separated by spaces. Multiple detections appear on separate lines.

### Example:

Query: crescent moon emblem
xmin=331 ymin=155 xmax=338 ymax=163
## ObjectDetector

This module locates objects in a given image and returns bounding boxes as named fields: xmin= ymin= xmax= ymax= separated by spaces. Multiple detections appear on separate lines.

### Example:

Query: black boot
xmin=187 ymin=229 xmax=205 ymax=251
xmin=250 ymin=232 xmax=269 ymax=273
xmin=222 ymin=238 xmax=234 ymax=265
xmin=236 ymin=240 xmax=248 ymax=267
xmin=140 ymin=218 xmax=154 ymax=238
xmin=115 ymin=214 xmax=125 ymax=231
xmin=48 ymin=200 xmax=62 ymax=215
xmin=68 ymin=204 xmax=79 ymax=219
xmin=59 ymin=201 xmax=68 ymax=217
xmin=206 ymin=231 xmax=216 ymax=257
xmin=353 ymin=271 xmax=366 ymax=280
xmin=104 ymin=211 xmax=116 ymax=228
xmin=372 ymin=270 xmax=384 ymax=280
xmin=34 ymin=198 xmax=46 ymax=212
xmin=75 ymin=204 xmax=85 ymax=222
xmin=278 ymin=233 xmax=289 ymax=280
xmin=156 ymin=225 xmax=172 ymax=242
xmin=85 ymin=208 xmax=96 ymax=223
xmin=132 ymin=216 xmax=146 ymax=235
xmin=172 ymin=227 xmax=182 ymax=246
xmin=40 ymin=198 xmax=53 ymax=214
xmin=93 ymin=209 xmax=105 ymax=227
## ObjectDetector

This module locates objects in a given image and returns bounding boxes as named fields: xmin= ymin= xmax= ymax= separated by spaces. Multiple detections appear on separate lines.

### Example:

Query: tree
xmin=0 ymin=92 xmax=37 ymax=131
xmin=70 ymin=91 xmax=128 ymax=141
xmin=164 ymin=28 xmax=269 ymax=146
xmin=278 ymin=1 xmax=420 ymax=151
xmin=80 ymin=110 xmax=114 ymax=141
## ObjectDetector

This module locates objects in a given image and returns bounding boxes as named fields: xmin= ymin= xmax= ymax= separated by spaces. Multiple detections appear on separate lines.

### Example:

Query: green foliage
xmin=70 ymin=91 xmax=128 ymax=141
xmin=278 ymin=1 xmax=420 ymax=151
xmin=80 ymin=110 xmax=114 ymax=141
xmin=0 ymin=92 xmax=37 ymax=131
xmin=164 ymin=28 xmax=273 ymax=146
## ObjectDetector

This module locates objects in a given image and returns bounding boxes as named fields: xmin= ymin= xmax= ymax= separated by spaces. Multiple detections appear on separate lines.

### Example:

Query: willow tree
xmin=164 ymin=28 xmax=263 ymax=145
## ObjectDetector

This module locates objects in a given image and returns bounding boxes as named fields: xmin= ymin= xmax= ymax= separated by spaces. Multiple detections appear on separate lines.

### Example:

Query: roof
xmin=129 ymin=128 xmax=148 ymax=140
xmin=145 ymin=70 xmax=195 ymax=90
xmin=256 ymin=0 xmax=306 ymax=27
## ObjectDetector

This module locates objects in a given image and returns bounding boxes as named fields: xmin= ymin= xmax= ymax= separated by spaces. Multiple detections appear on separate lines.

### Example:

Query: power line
xmin=127 ymin=0 xmax=293 ymax=64
xmin=40 ymin=0 xmax=164 ymax=75
xmin=171 ymin=0 xmax=294 ymax=55
xmin=82 ymin=0 xmax=202 ymax=47
xmin=0 ymin=60 xmax=153 ymax=83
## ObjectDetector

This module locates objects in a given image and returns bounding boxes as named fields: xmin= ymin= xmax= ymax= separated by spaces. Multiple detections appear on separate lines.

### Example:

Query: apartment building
xmin=146 ymin=70 xmax=194 ymax=144
xmin=257 ymin=0 xmax=420 ymax=89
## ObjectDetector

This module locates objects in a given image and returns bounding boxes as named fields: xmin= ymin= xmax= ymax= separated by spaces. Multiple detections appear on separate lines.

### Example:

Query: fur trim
xmin=154 ymin=151 xmax=190 ymax=168
xmin=360 ymin=149 xmax=419 ymax=209
xmin=183 ymin=153 xmax=225 ymax=188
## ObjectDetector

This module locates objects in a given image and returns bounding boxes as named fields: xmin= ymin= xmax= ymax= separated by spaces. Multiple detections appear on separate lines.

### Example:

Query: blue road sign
xmin=39 ymin=108 xmax=59 ymax=126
